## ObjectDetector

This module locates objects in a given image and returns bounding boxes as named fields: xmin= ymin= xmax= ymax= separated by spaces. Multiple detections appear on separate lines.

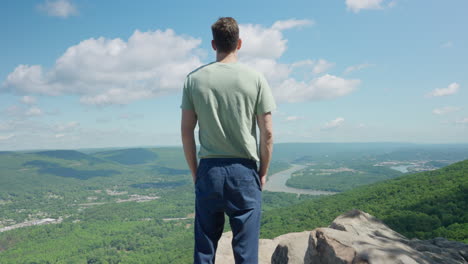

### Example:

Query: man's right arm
xmin=257 ymin=112 xmax=273 ymax=189
xmin=181 ymin=109 xmax=198 ymax=183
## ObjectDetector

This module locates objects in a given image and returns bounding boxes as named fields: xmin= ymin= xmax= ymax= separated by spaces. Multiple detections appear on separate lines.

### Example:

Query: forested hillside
xmin=261 ymin=159 xmax=468 ymax=242
xmin=0 ymin=148 xmax=305 ymax=263
xmin=0 ymin=148 xmax=466 ymax=263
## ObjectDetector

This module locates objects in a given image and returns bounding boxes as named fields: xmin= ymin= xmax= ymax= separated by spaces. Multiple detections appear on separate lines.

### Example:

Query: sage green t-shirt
xmin=180 ymin=61 xmax=276 ymax=161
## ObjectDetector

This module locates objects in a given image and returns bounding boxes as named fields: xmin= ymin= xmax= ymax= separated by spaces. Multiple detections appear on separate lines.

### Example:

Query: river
xmin=263 ymin=164 xmax=337 ymax=195
xmin=390 ymin=165 xmax=413 ymax=173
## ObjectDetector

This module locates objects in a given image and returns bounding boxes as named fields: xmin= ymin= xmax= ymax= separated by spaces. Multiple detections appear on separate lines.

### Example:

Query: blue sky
xmin=1 ymin=0 xmax=467 ymax=150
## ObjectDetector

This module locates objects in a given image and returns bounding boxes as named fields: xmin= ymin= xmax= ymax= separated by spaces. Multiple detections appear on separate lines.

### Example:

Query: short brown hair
xmin=211 ymin=17 xmax=239 ymax=53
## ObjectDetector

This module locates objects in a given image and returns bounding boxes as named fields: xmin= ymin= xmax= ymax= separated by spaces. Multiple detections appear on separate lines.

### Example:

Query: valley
xmin=0 ymin=143 xmax=467 ymax=263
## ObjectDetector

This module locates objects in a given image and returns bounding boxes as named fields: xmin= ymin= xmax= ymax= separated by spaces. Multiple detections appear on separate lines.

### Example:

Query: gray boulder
xmin=215 ymin=231 xmax=280 ymax=264
xmin=215 ymin=210 xmax=468 ymax=264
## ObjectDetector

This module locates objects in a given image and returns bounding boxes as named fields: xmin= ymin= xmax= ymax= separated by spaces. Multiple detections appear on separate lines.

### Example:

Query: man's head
xmin=211 ymin=17 xmax=241 ymax=54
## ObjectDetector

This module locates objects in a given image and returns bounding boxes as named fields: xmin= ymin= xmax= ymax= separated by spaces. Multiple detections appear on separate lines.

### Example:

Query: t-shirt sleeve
xmin=180 ymin=75 xmax=195 ymax=110
xmin=255 ymin=73 xmax=277 ymax=115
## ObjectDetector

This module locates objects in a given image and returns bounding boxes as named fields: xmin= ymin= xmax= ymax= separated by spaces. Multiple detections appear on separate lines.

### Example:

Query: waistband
xmin=199 ymin=157 xmax=257 ymax=169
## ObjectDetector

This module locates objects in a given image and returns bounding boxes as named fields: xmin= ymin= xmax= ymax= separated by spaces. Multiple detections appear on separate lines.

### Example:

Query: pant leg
xmin=224 ymin=161 xmax=262 ymax=264
xmin=194 ymin=160 xmax=226 ymax=264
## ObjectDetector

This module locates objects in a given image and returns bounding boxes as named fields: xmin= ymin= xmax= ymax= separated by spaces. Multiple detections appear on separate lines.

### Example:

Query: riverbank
xmin=263 ymin=164 xmax=337 ymax=195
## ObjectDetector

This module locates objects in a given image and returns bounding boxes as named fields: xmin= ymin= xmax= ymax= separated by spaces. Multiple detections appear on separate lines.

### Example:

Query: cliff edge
xmin=216 ymin=210 xmax=468 ymax=264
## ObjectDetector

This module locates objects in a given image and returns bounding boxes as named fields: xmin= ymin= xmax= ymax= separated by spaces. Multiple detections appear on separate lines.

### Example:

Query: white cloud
xmin=239 ymin=24 xmax=287 ymax=59
xmin=26 ymin=107 xmax=43 ymax=116
xmin=46 ymin=109 xmax=61 ymax=115
xmin=455 ymin=118 xmax=468 ymax=124
xmin=0 ymin=119 xmax=86 ymax=150
xmin=344 ymin=63 xmax=373 ymax=74
xmin=0 ymin=120 xmax=50 ymax=133
xmin=291 ymin=60 xmax=314 ymax=68
xmin=432 ymin=106 xmax=461 ymax=115
xmin=119 ymin=113 xmax=144 ymax=120
xmin=441 ymin=41 xmax=453 ymax=48
xmin=239 ymin=20 xmax=359 ymax=103
xmin=240 ymin=58 xmax=292 ymax=85
xmin=38 ymin=0 xmax=78 ymax=18
xmin=79 ymin=88 xmax=154 ymax=105
xmin=274 ymin=75 xmax=360 ymax=103
xmin=426 ymin=82 xmax=460 ymax=97
xmin=387 ymin=1 xmax=397 ymax=8
xmin=322 ymin=117 xmax=345 ymax=130
xmin=55 ymin=134 xmax=65 ymax=138
xmin=96 ymin=117 xmax=112 ymax=123
xmin=2 ymin=29 xmax=203 ymax=105
xmin=285 ymin=116 xmax=303 ymax=121
xmin=0 ymin=134 xmax=14 ymax=141
xmin=239 ymin=19 xmax=313 ymax=60
xmin=346 ymin=0 xmax=387 ymax=13
xmin=3 ymin=104 xmax=44 ymax=118
xmin=0 ymin=122 xmax=13 ymax=131
xmin=20 ymin=95 xmax=37 ymax=105
xmin=3 ymin=105 xmax=23 ymax=117
xmin=271 ymin=19 xmax=314 ymax=31
xmin=313 ymin=59 xmax=334 ymax=74
xmin=55 ymin=121 xmax=79 ymax=132
xmin=3 ymin=19 xmax=359 ymax=106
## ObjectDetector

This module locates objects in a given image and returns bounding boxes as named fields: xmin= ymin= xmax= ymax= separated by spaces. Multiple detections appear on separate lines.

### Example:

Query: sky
xmin=1 ymin=0 xmax=467 ymax=151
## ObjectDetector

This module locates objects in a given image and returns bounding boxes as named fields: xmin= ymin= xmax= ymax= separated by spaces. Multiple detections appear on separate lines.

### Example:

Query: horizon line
xmin=3 ymin=141 xmax=468 ymax=152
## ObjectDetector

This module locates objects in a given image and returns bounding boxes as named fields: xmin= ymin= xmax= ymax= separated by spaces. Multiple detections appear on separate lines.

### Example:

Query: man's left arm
xmin=181 ymin=109 xmax=198 ymax=183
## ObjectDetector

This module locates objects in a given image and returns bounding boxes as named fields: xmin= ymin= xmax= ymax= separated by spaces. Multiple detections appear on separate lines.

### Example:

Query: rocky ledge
xmin=216 ymin=210 xmax=468 ymax=264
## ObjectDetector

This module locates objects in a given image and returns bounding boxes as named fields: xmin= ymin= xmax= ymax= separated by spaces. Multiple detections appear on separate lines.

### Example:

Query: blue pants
xmin=194 ymin=158 xmax=262 ymax=264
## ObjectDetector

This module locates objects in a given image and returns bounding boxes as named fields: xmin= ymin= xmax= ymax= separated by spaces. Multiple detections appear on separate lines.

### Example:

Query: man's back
xmin=181 ymin=17 xmax=275 ymax=264
xmin=182 ymin=61 xmax=275 ymax=161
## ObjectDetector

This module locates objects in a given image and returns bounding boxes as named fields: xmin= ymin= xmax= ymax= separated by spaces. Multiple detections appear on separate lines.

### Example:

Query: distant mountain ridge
xmin=272 ymin=142 xmax=468 ymax=163
xmin=92 ymin=148 xmax=158 ymax=165
xmin=22 ymin=159 xmax=120 ymax=180
xmin=33 ymin=150 xmax=105 ymax=163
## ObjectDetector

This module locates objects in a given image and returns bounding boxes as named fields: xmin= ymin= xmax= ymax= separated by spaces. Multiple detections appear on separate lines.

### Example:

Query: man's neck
xmin=216 ymin=51 xmax=238 ymax=63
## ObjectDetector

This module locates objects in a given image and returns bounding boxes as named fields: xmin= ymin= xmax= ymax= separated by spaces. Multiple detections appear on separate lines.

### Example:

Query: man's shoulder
xmin=186 ymin=62 xmax=217 ymax=77
xmin=235 ymin=62 xmax=263 ymax=76
xmin=187 ymin=61 xmax=263 ymax=79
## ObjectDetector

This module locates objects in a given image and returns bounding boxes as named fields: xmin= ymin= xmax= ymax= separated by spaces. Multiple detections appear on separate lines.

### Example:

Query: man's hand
xmin=192 ymin=172 xmax=197 ymax=184
xmin=259 ymin=174 xmax=267 ymax=189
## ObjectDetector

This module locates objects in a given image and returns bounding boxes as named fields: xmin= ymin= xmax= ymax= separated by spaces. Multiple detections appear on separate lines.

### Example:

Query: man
xmin=180 ymin=17 xmax=276 ymax=264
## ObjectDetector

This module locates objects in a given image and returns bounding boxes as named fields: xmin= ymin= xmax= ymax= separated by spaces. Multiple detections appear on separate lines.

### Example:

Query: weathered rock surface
xmin=216 ymin=231 xmax=281 ymax=264
xmin=215 ymin=210 xmax=468 ymax=263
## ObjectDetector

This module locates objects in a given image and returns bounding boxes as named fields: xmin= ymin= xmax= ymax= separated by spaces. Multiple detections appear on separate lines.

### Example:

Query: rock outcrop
xmin=215 ymin=210 xmax=468 ymax=264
